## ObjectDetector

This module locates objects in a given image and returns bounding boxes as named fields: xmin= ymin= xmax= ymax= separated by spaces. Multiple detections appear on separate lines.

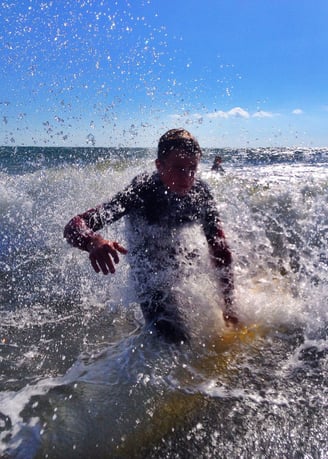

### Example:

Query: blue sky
xmin=1 ymin=0 xmax=327 ymax=148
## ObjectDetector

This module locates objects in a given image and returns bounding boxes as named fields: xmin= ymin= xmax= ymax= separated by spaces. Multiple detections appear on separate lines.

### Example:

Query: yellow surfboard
xmin=114 ymin=323 xmax=264 ymax=458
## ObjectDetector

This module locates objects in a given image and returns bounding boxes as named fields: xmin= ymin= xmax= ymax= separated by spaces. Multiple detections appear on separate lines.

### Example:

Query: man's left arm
xmin=208 ymin=230 xmax=238 ymax=325
xmin=199 ymin=181 xmax=238 ymax=324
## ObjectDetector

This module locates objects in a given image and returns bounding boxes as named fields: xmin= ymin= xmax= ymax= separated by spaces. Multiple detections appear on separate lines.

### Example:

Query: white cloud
xmin=252 ymin=110 xmax=274 ymax=118
xmin=292 ymin=108 xmax=303 ymax=115
xmin=207 ymin=107 xmax=275 ymax=120
xmin=227 ymin=107 xmax=250 ymax=118
xmin=206 ymin=107 xmax=250 ymax=119
xmin=171 ymin=107 xmax=277 ymax=122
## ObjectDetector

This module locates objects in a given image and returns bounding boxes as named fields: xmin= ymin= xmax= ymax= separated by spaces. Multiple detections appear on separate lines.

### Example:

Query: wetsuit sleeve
xmin=201 ymin=186 xmax=232 ymax=267
xmin=64 ymin=178 xmax=143 ymax=251
xmin=201 ymin=184 xmax=234 ymax=303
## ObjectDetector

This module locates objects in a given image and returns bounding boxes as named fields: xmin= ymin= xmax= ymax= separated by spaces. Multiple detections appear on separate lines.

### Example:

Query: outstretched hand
xmin=87 ymin=236 xmax=128 ymax=275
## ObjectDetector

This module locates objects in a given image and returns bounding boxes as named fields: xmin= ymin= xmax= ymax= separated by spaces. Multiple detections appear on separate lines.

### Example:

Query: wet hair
xmin=157 ymin=128 xmax=202 ymax=161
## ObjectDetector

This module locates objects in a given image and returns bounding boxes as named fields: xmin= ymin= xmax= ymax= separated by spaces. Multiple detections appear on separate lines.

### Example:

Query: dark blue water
xmin=1 ymin=145 xmax=327 ymax=175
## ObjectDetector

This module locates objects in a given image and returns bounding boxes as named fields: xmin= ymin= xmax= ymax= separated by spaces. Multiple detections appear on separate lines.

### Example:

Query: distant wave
xmin=1 ymin=145 xmax=327 ymax=175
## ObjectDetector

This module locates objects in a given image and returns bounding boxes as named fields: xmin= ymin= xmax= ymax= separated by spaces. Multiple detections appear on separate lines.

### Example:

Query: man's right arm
xmin=64 ymin=175 xmax=149 ymax=273
xmin=64 ymin=208 xmax=103 ymax=251
xmin=64 ymin=208 xmax=128 ymax=274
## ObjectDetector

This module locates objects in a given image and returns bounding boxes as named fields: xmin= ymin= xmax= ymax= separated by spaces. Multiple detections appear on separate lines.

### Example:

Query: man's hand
xmin=223 ymin=311 xmax=239 ymax=326
xmin=87 ymin=236 xmax=127 ymax=275
xmin=223 ymin=297 xmax=239 ymax=326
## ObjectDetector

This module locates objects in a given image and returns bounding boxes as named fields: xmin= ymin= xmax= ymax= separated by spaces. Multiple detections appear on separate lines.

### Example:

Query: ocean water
xmin=0 ymin=145 xmax=327 ymax=458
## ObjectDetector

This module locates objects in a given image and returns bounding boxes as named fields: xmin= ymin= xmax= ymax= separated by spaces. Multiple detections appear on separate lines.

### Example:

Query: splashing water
xmin=0 ymin=146 xmax=327 ymax=458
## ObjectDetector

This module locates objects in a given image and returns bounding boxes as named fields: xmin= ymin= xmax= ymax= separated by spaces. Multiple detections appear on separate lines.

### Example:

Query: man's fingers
xmin=99 ymin=255 xmax=115 ymax=274
xmin=109 ymin=242 xmax=128 ymax=264
xmin=90 ymin=255 xmax=100 ymax=273
xmin=89 ymin=250 xmax=115 ymax=274
xmin=106 ymin=244 xmax=120 ymax=265
xmin=113 ymin=242 xmax=128 ymax=255
xmin=89 ymin=240 xmax=127 ymax=274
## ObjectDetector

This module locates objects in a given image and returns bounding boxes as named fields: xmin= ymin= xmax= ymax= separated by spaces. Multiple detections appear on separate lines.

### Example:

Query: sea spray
xmin=0 ymin=146 xmax=327 ymax=458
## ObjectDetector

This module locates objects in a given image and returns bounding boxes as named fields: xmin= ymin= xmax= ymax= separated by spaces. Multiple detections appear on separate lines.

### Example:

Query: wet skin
xmin=155 ymin=149 xmax=199 ymax=196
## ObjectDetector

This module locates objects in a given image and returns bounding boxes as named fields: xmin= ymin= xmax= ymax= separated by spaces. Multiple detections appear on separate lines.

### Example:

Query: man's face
xmin=156 ymin=149 xmax=200 ymax=195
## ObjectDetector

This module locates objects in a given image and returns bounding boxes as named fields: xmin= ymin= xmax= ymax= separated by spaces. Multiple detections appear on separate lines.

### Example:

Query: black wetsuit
xmin=64 ymin=172 xmax=233 ymax=342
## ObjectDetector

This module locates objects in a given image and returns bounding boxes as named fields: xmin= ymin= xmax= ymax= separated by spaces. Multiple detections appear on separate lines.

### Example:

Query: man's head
xmin=156 ymin=129 xmax=202 ymax=195
xmin=157 ymin=128 xmax=202 ymax=162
